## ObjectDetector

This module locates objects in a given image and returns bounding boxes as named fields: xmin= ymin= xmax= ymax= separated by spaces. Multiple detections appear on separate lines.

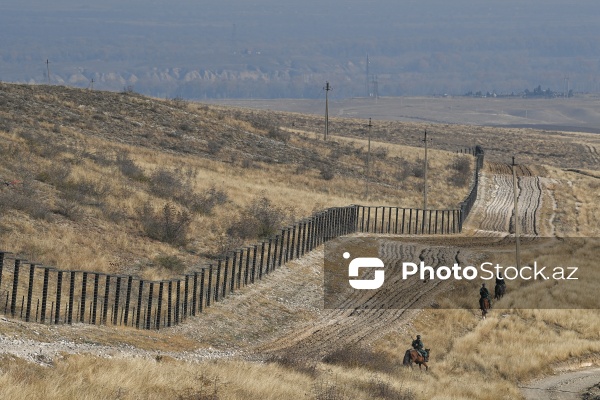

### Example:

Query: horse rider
xmin=480 ymin=283 xmax=492 ymax=308
xmin=495 ymin=272 xmax=506 ymax=288
xmin=412 ymin=335 xmax=428 ymax=360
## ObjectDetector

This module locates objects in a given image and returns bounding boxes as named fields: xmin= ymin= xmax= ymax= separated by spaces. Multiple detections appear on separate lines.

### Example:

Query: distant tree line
xmin=464 ymin=85 xmax=574 ymax=99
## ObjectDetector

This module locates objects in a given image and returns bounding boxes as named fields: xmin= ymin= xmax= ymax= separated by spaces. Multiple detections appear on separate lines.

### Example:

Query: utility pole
xmin=324 ymin=81 xmax=332 ymax=140
xmin=512 ymin=156 xmax=521 ymax=269
xmin=422 ymin=130 xmax=431 ymax=211
xmin=422 ymin=130 xmax=431 ymax=233
xmin=89 ymin=78 xmax=94 ymax=90
xmin=46 ymin=59 xmax=51 ymax=84
xmin=365 ymin=117 xmax=373 ymax=199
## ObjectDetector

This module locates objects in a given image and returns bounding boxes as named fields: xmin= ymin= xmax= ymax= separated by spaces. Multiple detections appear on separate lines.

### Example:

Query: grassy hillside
xmin=1 ymin=83 xmax=599 ymax=400
xmin=0 ymin=83 xmax=471 ymax=278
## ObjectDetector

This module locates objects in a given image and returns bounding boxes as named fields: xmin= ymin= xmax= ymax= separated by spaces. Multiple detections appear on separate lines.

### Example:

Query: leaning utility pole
xmin=324 ymin=81 xmax=332 ymax=140
xmin=512 ymin=156 xmax=521 ymax=269
xmin=365 ymin=117 xmax=373 ymax=199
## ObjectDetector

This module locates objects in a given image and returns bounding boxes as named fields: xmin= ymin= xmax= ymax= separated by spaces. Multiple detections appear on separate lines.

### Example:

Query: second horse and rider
xmin=480 ymin=273 xmax=507 ymax=309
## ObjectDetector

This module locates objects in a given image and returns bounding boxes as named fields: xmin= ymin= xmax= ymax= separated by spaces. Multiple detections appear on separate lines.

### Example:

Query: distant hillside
xmin=0 ymin=83 xmax=471 ymax=277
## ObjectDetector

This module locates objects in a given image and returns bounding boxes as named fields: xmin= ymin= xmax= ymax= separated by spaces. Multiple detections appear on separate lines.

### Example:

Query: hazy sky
xmin=2 ymin=1 xmax=599 ymax=97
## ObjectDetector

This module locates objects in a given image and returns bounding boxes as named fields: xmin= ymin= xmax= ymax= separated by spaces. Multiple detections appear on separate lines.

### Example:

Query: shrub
xmin=139 ymin=202 xmax=191 ymax=246
xmin=319 ymin=164 xmax=335 ymax=180
xmin=207 ymin=140 xmax=223 ymax=155
xmin=55 ymin=198 xmax=84 ymax=221
xmin=154 ymin=254 xmax=185 ymax=274
xmin=411 ymin=158 xmax=425 ymax=178
xmin=372 ymin=146 xmax=389 ymax=159
xmin=241 ymin=158 xmax=254 ymax=169
xmin=149 ymin=168 xmax=185 ymax=199
xmin=185 ymin=186 xmax=229 ymax=215
xmin=116 ymin=152 xmax=146 ymax=181
xmin=364 ymin=377 xmax=415 ymax=400
xmin=448 ymin=156 xmax=472 ymax=187
xmin=59 ymin=177 xmax=110 ymax=206
xmin=0 ymin=182 xmax=52 ymax=220
xmin=227 ymin=196 xmax=288 ymax=239
xmin=267 ymin=128 xmax=291 ymax=143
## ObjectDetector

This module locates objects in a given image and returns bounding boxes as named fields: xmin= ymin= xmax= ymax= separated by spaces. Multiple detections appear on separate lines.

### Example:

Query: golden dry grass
xmin=1 ymin=84 xmax=600 ymax=400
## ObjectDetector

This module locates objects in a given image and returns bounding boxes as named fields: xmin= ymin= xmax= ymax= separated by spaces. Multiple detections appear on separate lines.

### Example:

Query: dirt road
xmin=521 ymin=367 xmax=600 ymax=400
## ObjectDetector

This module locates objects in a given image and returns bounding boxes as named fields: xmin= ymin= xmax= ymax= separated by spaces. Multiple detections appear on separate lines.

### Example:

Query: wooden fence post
xmin=222 ymin=258 xmax=229 ymax=298
xmin=102 ymin=275 xmax=110 ymax=325
xmin=40 ymin=268 xmax=50 ymax=323
xmin=10 ymin=258 xmax=21 ymax=317
xmin=80 ymin=272 xmax=88 ymax=323
xmin=25 ymin=263 xmax=35 ymax=322
xmin=156 ymin=281 xmax=164 ymax=329
xmin=175 ymin=279 xmax=181 ymax=323
xmin=215 ymin=260 xmax=222 ymax=302
xmin=199 ymin=269 xmax=206 ymax=313
xmin=124 ymin=276 xmax=132 ymax=326
xmin=206 ymin=265 xmax=213 ymax=307
xmin=136 ymin=280 xmax=144 ymax=328
xmin=192 ymin=272 xmax=198 ymax=315
xmin=54 ymin=270 xmax=63 ymax=324
xmin=67 ymin=271 xmax=76 ymax=324
xmin=146 ymin=282 xmax=154 ymax=330
xmin=184 ymin=274 xmax=190 ymax=318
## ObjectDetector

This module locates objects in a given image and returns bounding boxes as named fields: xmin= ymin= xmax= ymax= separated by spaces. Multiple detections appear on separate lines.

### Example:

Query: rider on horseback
xmin=412 ymin=335 xmax=429 ymax=361
xmin=495 ymin=273 xmax=506 ymax=288
xmin=480 ymin=283 xmax=492 ymax=308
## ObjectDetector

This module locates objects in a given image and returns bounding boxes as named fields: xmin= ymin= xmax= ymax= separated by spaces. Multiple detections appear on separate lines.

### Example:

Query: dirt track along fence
xmin=458 ymin=145 xmax=484 ymax=230
xmin=0 ymin=148 xmax=484 ymax=329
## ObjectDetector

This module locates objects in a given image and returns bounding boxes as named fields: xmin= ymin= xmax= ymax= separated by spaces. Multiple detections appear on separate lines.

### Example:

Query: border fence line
xmin=0 ymin=148 xmax=484 ymax=329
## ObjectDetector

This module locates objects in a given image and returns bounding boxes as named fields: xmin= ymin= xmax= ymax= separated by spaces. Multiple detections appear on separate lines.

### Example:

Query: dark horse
xmin=480 ymin=297 xmax=490 ymax=319
xmin=494 ymin=283 xmax=506 ymax=300
xmin=403 ymin=349 xmax=431 ymax=371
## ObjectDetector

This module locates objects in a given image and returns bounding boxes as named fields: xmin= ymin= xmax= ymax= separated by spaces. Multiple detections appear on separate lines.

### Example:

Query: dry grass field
xmin=1 ymin=83 xmax=599 ymax=400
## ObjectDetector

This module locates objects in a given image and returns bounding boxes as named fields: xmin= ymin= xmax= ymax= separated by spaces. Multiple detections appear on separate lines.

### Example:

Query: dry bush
xmin=372 ymin=147 xmax=389 ymax=160
xmin=312 ymin=378 xmax=350 ymax=400
xmin=411 ymin=158 xmax=425 ymax=178
xmin=207 ymin=140 xmax=223 ymax=155
xmin=319 ymin=164 xmax=335 ymax=181
xmin=322 ymin=346 xmax=400 ymax=374
xmin=139 ymin=202 xmax=191 ymax=246
xmin=267 ymin=127 xmax=291 ymax=143
xmin=59 ymin=177 xmax=111 ymax=206
xmin=153 ymin=254 xmax=185 ymax=274
xmin=364 ymin=377 xmax=415 ymax=400
xmin=149 ymin=168 xmax=185 ymax=199
xmin=266 ymin=355 xmax=317 ymax=377
xmin=116 ymin=152 xmax=146 ymax=181
xmin=227 ymin=196 xmax=289 ymax=239
xmin=0 ymin=182 xmax=52 ymax=220
xmin=54 ymin=198 xmax=84 ymax=221
xmin=447 ymin=156 xmax=472 ymax=187
xmin=184 ymin=186 xmax=229 ymax=215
